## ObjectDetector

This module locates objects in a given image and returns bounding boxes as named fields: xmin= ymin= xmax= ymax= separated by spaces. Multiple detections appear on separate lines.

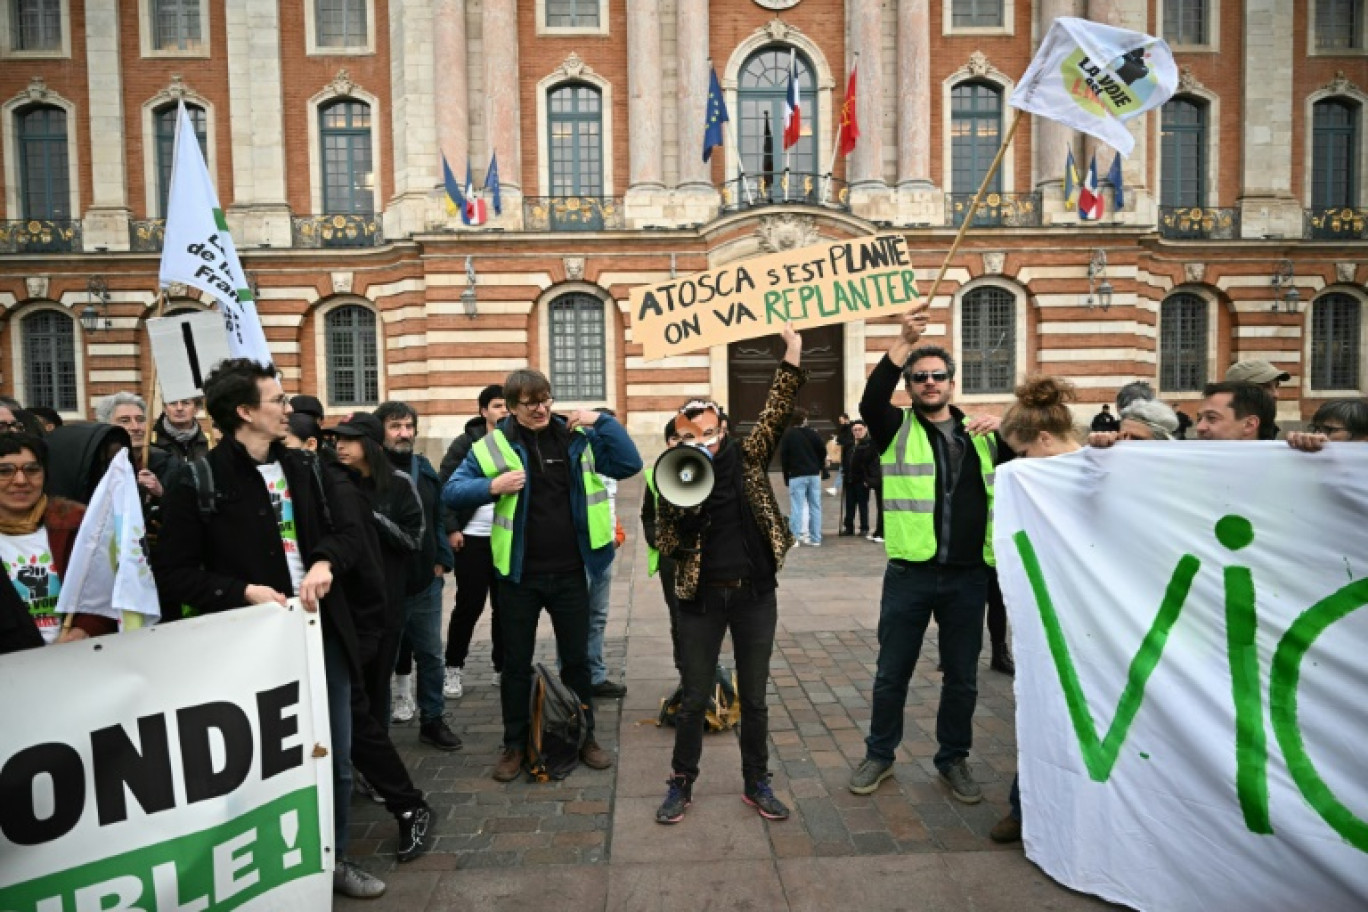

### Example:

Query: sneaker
xmin=848 ymin=758 xmax=894 ymax=795
xmin=592 ymin=680 xmax=628 ymax=698
xmin=493 ymin=746 xmax=523 ymax=782
xmin=353 ymin=771 xmax=385 ymax=805
xmin=444 ymin=666 xmax=464 ymax=698
xmin=742 ymin=774 xmax=790 ymax=820
xmin=990 ymin=813 xmax=1022 ymax=844
xmin=419 ymin=718 xmax=463 ymax=752
xmin=839 ymin=529 xmax=853 ymax=537
xmin=390 ymin=675 xmax=415 ymax=724
xmin=807 ymin=539 xmax=822 ymax=547
xmin=824 ymin=487 xmax=837 ymax=496
xmin=334 ymin=859 xmax=386 ymax=898
xmin=395 ymin=804 xmax=432 ymax=863
xmin=990 ymin=643 xmax=1015 ymax=676
xmin=869 ymin=535 xmax=884 ymax=543
xmin=580 ymin=739 xmax=614 ymax=770
xmin=655 ymin=773 xmax=693 ymax=824
xmin=939 ymin=759 xmax=984 ymax=805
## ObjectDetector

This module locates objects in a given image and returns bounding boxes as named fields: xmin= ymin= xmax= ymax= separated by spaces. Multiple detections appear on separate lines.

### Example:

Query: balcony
xmin=1158 ymin=206 xmax=1240 ymax=240
xmin=523 ymin=197 xmax=624 ymax=231
xmin=719 ymin=173 xmax=850 ymax=213
xmin=1304 ymin=207 xmax=1368 ymax=240
xmin=0 ymin=219 xmax=81 ymax=253
xmin=946 ymin=192 xmax=1042 ymax=228
xmin=130 ymin=218 xmax=166 ymax=252
xmin=291 ymin=213 xmax=383 ymax=248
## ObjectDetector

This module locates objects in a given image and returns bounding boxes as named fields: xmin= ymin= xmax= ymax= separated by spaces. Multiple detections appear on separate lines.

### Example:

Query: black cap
xmin=290 ymin=395 xmax=324 ymax=420
xmin=333 ymin=412 xmax=383 ymax=444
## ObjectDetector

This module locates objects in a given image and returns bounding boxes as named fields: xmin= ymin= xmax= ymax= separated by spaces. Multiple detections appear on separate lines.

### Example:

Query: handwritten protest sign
xmin=630 ymin=234 xmax=919 ymax=361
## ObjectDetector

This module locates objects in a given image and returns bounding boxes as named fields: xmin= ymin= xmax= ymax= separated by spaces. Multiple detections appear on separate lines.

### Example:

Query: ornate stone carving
xmin=326 ymin=68 xmax=356 ymax=98
xmin=555 ymin=52 xmax=594 ymax=80
xmin=1335 ymin=262 xmax=1358 ymax=285
xmin=756 ymin=214 xmax=819 ymax=253
xmin=148 ymin=75 xmax=207 ymax=111
xmin=1325 ymin=69 xmax=1362 ymax=95
xmin=1177 ymin=65 xmax=1204 ymax=94
xmin=166 ymin=282 xmax=188 ymax=298
xmin=331 ymin=272 xmax=354 ymax=295
xmin=23 ymin=76 xmax=50 ymax=103
xmin=967 ymin=51 xmax=991 ymax=77
xmin=1184 ymin=262 xmax=1207 ymax=285
xmin=166 ymin=75 xmax=188 ymax=100
xmin=25 ymin=277 xmax=49 ymax=300
xmin=563 ymin=257 xmax=586 ymax=281
xmin=761 ymin=17 xmax=803 ymax=42
xmin=981 ymin=252 xmax=1005 ymax=276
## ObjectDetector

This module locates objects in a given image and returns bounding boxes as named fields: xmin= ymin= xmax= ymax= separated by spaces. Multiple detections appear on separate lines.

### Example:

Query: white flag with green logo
xmin=158 ymin=102 xmax=272 ymax=367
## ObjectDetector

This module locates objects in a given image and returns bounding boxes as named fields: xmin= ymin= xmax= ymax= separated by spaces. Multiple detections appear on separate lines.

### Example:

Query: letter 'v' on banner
xmin=158 ymin=102 xmax=273 ymax=368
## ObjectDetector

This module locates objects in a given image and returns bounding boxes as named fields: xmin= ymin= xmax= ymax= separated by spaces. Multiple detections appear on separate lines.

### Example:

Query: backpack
xmin=656 ymin=665 xmax=741 ymax=733
xmin=184 ymin=453 xmax=331 ymax=527
xmin=526 ymin=663 xmax=588 ymax=782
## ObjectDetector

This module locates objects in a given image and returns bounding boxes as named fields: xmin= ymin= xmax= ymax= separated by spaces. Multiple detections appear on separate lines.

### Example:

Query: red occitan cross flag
xmin=839 ymin=64 xmax=859 ymax=156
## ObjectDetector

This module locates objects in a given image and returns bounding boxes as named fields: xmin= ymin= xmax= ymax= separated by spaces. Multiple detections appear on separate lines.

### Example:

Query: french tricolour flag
xmin=783 ymin=49 xmax=802 ymax=150
xmin=464 ymin=162 xmax=487 ymax=226
xmin=1077 ymin=152 xmax=1104 ymax=220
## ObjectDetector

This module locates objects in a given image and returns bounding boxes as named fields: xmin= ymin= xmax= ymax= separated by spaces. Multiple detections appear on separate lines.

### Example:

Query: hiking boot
xmin=990 ymin=643 xmax=1015 ymax=676
xmin=419 ymin=718 xmax=463 ymax=752
xmin=848 ymin=758 xmax=894 ymax=795
xmin=592 ymin=680 xmax=627 ymax=698
xmin=395 ymin=804 xmax=432 ymax=863
xmin=939 ymin=759 xmax=983 ymax=805
xmin=743 ymin=774 xmax=790 ymax=820
xmin=334 ymin=859 xmax=386 ymax=898
xmin=655 ymin=774 xmax=693 ymax=824
xmin=580 ymin=739 xmax=614 ymax=770
xmin=444 ymin=666 xmax=464 ymax=698
xmin=493 ymin=746 xmax=524 ymax=782
xmin=990 ymin=813 xmax=1022 ymax=844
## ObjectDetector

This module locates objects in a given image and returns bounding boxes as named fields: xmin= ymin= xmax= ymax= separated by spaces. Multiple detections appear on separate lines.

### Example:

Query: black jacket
xmin=150 ymin=413 xmax=210 ymax=480
xmin=778 ymin=424 xmax=825 ymax=482
xmin=438 ymin=415 xmax=488 ymax=533
xmin=847 ymin=437 xmax=881 ymax=489
xmin=353 ymin=465 xmax=423 ymax=630
xmin=387 ymin=450 xmax=453 ymax=596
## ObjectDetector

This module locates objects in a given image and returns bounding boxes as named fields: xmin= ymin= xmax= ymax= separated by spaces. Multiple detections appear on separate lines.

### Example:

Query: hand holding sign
xmin=781 ymin=321 xmax=802 ymax=367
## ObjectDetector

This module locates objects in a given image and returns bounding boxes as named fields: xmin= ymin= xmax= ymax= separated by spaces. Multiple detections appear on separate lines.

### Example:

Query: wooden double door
xmin=727 ymin=323 xmax=844 ymax=455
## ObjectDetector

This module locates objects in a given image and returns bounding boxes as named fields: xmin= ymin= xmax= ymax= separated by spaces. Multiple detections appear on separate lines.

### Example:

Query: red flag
xmin=839 ymin=64 xmax=859 ymax=157
xmin=783 ymin=49 xmax=802 ymax=150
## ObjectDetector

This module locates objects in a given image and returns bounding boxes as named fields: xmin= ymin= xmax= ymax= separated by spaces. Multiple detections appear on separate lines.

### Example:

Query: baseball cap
xmin=290 ymin=394 xmax=325 ymax=420
xmin=332 ymin=412 xmax=384 ymax=444
xmin=1225 ymin=360 xmax=1291 ymax=384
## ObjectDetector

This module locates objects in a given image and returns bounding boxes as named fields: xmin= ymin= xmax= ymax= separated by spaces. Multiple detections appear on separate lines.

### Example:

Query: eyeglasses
xmin=516 ymin=397 xmax=554 ymax=411
xmin=1308 ymin=423 xmax=1346 ymax=436
xmin=0 ymin=421 xmax=21 ymax=433
xmin=262 ymin=395 xmax=290 ymax=408
xmin=0 ymin=463 xmax=44 ymax=483
xmin=908 ymin=370 xmax=951 ymax=383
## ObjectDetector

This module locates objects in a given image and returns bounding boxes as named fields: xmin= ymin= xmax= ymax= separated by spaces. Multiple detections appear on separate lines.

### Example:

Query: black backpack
xmin=526 ymin=663 xmax=587 ymax=782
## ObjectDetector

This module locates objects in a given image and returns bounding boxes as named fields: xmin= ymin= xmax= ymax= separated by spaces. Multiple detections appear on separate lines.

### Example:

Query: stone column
xmin=895 ymin=0 xmax=931 ymax=188
xmin=483 ymin=0 xmax=522 ymax=197
xmin=1238 ymin=0 xmax=1300 ymax=237
xmin=224 ymin=0 xmax=290 ymax=245
xmin=83 ymin=0 xmax=129 ymax=250
xmin=627 ymin=0 xmax=664 ymax=189
xmin=675 ymin=0 xmax=710 ymax=190
xmin=1083 ymin=0 xmax=1151 ymax=222
xmin=434 ymin=0 xmax=468 ymax=171
xmin=1036 ymin=0 xmax=1076 ymax=216
xmin=387 ymin=0 xmax=437 ymax=238
xmin=846 ymin=0 xmax=884 ymax=188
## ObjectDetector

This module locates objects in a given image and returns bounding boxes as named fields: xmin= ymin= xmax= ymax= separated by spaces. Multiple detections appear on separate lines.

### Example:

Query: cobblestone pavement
xmin=340 ymin=476 xmax=1118 ymax=910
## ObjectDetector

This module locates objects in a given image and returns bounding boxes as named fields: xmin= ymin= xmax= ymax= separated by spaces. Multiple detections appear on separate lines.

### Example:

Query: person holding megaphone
xmin=652 ymin=323 xmax=805 ymax=826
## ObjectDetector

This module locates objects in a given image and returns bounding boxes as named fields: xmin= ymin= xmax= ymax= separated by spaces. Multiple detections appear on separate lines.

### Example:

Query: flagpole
xmin=724 ymin=118 xmax=755 ymax=207
xmin=141 ymin=290 xmax=169 ymax=472
xmin=920 ymin=109 xmax=1025 ymax=313
xmin=822 ymin=55 xmax=855 ymax=206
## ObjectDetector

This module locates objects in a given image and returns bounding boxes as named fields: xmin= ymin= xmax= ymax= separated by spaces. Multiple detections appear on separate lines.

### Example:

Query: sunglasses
xmin=908 ymin=370 xmax=950 ymax=383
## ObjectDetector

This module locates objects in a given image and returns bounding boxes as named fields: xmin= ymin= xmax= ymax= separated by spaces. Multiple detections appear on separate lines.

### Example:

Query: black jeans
xmin=672 ymin=585 xmax=777 ymax=785
xmin=659 ymin=556 xmax=682 ymax=675
xmin=843 ymin=482 xmax=870 ymax=533
xmin=358 ymin=628 xmax=402 ymax=733
xmin=496 ymin=571 xmax=595 ymax=749
xmin=865 ymin=561 xmax=987 ymax=770
xmin=986 ymin=567 xmax=1007 ymax=651
xmin=446 ymin=535 xmax=505 ymax=672
xmin=348 ymin=645 xmax=426 ymax=817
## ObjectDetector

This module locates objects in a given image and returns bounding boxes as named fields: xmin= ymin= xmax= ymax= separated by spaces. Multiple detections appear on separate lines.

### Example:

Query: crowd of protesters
xmin=1 ymin=319 xmax=1364 ymax=895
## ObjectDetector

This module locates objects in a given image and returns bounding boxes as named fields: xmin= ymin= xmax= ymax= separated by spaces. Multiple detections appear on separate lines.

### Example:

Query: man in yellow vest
xmin=442 ymin=369 xmax=642 ymax=782
xmin=848 ymin=311 xmax=1010 ymax=805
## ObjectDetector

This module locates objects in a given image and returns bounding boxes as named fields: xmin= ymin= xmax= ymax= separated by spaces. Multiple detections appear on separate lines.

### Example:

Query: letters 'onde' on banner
xmin=0 ymin=603 xmax=334 ymax=912
xmin=993 ymin=443 xmax=1368 ymax=911
xmin=630 ymin=234 xmax=916 ymax=361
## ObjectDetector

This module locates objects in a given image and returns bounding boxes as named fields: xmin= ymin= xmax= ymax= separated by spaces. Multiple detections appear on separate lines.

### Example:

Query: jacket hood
xmin=44 ymin=422 xmax=133 ymax=503
xmin=464 ymin=415 xmax=487 ymax=438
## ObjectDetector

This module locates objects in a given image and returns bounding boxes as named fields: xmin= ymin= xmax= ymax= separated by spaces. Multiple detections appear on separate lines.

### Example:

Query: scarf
xmin=0 ymin=495 xmax=48 ymax=536
xmin=164 ymin=421 xmax=202 ymax=445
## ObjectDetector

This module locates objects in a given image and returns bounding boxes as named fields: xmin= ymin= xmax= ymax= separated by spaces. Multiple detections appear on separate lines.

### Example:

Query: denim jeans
xmin=496 ymin=572 xmax=595 ymax=749
xmin=672 ymin=585 xmax=777 ymax=785
xmin=322 ymin=632 xmax=352 ymax=856
xmin=446 ymin=535 xmax=504 ymax=672
xmin=402 ymin=575 xmax=447 ymax=724
xmin=788 ymin=475 xmax=822 ymax=544
xmin=586 ymin=558 xmax=615 ymax=685
xmin=865 ymin=561 xmax=988 ymax=770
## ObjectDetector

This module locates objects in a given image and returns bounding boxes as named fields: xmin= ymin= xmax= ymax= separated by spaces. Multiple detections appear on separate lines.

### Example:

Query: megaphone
xmin=653 ymin=444 xmax=715 ymax=509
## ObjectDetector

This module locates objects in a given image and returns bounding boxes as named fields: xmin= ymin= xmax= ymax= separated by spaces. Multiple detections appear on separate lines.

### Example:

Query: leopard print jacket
xmin=656 ymin=361 xmax=807 ymax=602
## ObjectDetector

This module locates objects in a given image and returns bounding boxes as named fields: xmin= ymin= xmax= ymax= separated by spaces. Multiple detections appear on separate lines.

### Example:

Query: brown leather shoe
xmin=989 ymin=813 xmax=1021 ymax=844
xmin=579 ymin=739 xmax=613 ymax=770
xmin=493 ymin=747 xmax=523 ymax=782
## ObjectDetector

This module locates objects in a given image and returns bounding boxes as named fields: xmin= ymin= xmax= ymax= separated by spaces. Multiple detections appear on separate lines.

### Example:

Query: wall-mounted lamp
xmin=462 ymin=255 xmax=478 ymax=318
xmin=81 ymin=276 xmax=112 ymax=333
xmin=1084 ymin=249 xmax=1113 ymax=311
xmin=1271 ymin=259 xmax=1301 ymax=313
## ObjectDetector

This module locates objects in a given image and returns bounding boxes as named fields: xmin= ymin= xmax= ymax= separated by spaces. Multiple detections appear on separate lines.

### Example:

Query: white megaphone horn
xmin=653 ymin=444 xmax=715 ymax=509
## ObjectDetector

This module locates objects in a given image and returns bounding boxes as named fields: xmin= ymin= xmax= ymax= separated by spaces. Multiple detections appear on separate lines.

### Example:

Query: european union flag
xmin=702 ymin=67 xmax=728 ymax=163
xmin=1107 ymin=152 xmax=1125 ymax=210
xmin=484 ymin=152 xmax=502 ymax=215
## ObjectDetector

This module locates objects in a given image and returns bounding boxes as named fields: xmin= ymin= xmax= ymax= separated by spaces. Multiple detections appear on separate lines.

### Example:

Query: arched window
xmin=154 ymin=103 xmax=207 ymax=216
xmin=950 ymin=82 xmax=1002 ymax=196
xmin=548 ymin=293 xmax=606 ymax=400
xmin=1311 ymin=293 xmax=1361 ymax=390
xmin=1311 ymin=100 xmax=1359 ymax=210
xmin=152 ymin=0 xmax=203 ymax=51
xmin=548 ymin=83 xmax=603 ymax=197
xmin=324 ymin=305 xmax=378 ymax=405
xmin=737 ymin=48 xmax=818 ymax=197
xmin=22 ymin=310 xmax=77 ymax=412
xmin=319 ymin=100 xmax=373 ymax=215
xmin=1159 ymin=293 xmax=1209 ymax=392
xmin=16 ymin=105 xmax=69 ymax=219
xmin=960 ymin=286 xmax=1015 ymax=394
xmin=1161 ymin=97 xmax=1207 ymax=207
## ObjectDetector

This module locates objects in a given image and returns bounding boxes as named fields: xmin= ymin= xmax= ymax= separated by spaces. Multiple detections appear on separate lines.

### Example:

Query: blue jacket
xmin=442 ymin=414 xmax=642 ymax=583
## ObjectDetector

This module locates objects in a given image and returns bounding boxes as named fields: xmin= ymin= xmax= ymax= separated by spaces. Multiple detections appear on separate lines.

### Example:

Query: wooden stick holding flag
xmin=822 ymin=56 xmax=858 ymax=206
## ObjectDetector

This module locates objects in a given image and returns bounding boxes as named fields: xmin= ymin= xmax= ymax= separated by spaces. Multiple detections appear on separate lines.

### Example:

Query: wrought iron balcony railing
xmin=719 ymin=173 xmax=850 ymax=212
xmin=0 ymin=219 xmax=81 ymax=253
xmin=945 ymin=192 xmax=1042 ymax=228
xmin=523 ymin=197 xmax=624 ymax=231
xmin=1158 ymin=206 xmax=1240 ymax=240
xmin=1304 ymin=207 xmax=1368 ymax=240
xmin=292 ymin=213 xmax=383 ymax=248
xmin=130 ymin=218 xmax=166 ymax=252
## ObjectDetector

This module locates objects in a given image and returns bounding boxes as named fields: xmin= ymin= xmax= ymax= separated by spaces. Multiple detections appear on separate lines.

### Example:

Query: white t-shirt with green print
xmin=256 ymin=462 xmax=306 ymax=594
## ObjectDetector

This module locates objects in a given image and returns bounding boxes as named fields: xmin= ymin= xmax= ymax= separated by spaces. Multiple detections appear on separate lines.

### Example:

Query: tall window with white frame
xmin=316 ymin=0 xmax=366 ymax=48
xmin=155 ymin=103 xmax=207 ymax=216
xmin=1163 ymin=0 xmax=1207 ymax=45
xmin=548 ymin=83 xmax=603 ymax=199
xmin=16 ymin=105 xmax=68 ymax=219
xmin=11 ymin=0 xmax=61 ymax=51
xmin=1311 ymin=99 xmax=1359 ymax=211
xmin=152 ymin=0 xmax=202 ymax=51
xmin=1315 ymin=0 xmax=1364 ymax=51
xmin=325 ymin=305 xmax=379 ymax=406
xmin=1311 ymin=293 xmax=1361 ymax=390
xmin=23 ymin=310 xmax=77 ymax=412
xmin=951 ymin=0 xmax=1003 ymax=28
xmin=1159 ymin=293 xmax=1209 ymax=392
xmin=320 ymin=100 xmax=373 ymax=215
xmin=1160 ymin=97 xmax=1207 ymax=208
xmin=960 ymin=287 xmax=1015 ymax=394
xmin=545 ymin=0 xmax=598 ymax=28
xmin=548 ymin=293 xmax=606 ymax=401
xmin=737 ymin=47 xmax=818 ymax=201
xmin=950 ymin=82 xmax=1002 ymax=225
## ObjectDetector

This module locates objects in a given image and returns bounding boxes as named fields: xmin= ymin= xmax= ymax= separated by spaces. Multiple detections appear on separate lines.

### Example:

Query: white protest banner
xmin=147 ymin=311 xmax=234 ymax=403
xmin=1009 ymin=17 xmax=1177 ymax=156
xmin=0 ymin=602 xmax=334 ymax=912
xmin=159 ymin=102 xmax=273 ymax=366
xmin=629 ymin=234 xmax=916 ymax=361
xmin=993 ymin=443 xmax=1368 ymax=911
